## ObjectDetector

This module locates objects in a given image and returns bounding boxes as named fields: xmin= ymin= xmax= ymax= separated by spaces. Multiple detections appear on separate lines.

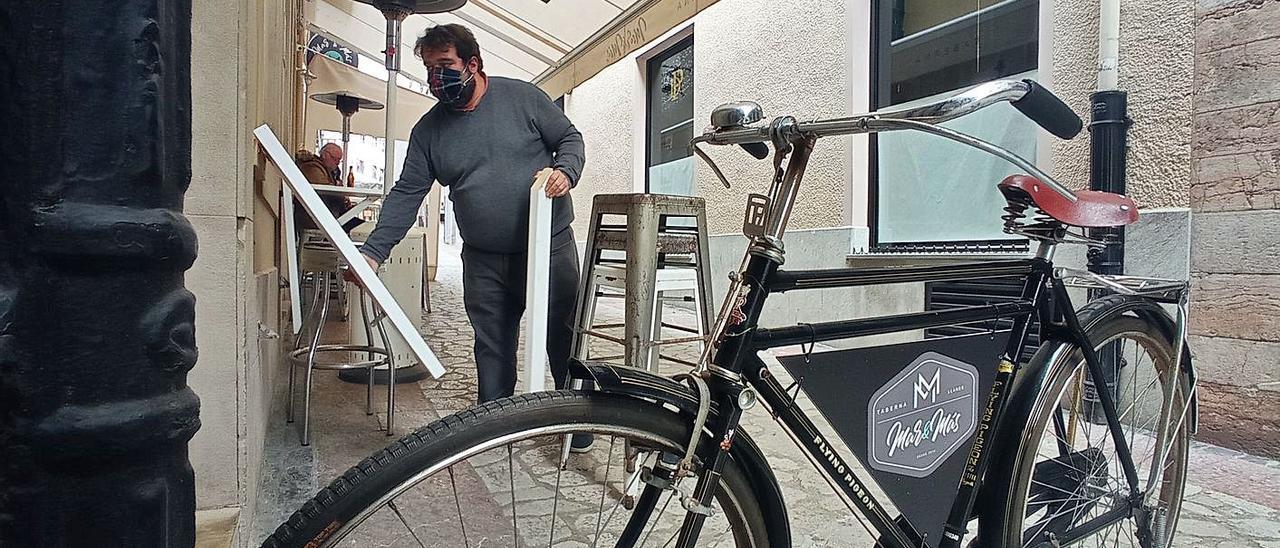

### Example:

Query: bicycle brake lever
xmin=691 ymin=141 xmax=733 ymax=189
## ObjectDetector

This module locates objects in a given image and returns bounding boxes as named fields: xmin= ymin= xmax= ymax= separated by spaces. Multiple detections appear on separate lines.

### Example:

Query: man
xmin=357 ymin=25 xmax=587 ymax=420
xmin=294 ymin=143 xmax=360 ymax=233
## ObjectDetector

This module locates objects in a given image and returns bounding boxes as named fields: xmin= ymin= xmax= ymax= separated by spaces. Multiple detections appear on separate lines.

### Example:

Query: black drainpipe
xmin=1082 ymin=90 xmax=1132 ymax=423
xmin=1088 ymin=90 xmax=1132 ymax=279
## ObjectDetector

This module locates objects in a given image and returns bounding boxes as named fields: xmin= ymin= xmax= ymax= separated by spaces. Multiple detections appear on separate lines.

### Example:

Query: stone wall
xmin=188 ymin=0 xmax=299 ymax=514
xmin=1189 ymin=0 xmax=1280 ymax=457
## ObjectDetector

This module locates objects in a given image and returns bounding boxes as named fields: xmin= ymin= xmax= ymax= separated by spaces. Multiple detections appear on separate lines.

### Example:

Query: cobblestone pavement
xmin=255 ymin=243 xmax=1280 ymax=547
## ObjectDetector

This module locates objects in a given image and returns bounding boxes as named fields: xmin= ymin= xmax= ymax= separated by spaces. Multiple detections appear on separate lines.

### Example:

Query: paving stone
xmin=1181 ymin=517 xmax=1233 ymax=538
xmin=1240 ymin=516 xmax=1280 ymax=538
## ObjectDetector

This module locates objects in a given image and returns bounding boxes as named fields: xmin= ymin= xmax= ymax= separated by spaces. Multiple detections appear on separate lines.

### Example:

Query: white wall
xmin=1048 ymin=0 xmax=1195 ymax=208
xmin=566 ymin=0 xmax=856 ymax=239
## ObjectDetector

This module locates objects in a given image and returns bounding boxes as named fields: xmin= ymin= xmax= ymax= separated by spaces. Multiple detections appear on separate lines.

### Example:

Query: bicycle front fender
xmin=569 ymin=359 xmax=793 ymax=548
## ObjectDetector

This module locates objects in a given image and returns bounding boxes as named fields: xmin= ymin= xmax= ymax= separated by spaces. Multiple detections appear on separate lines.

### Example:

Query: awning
xmin=308 ymin=0 xmax=721 ymax=98
xmin=304 ymin=53 xmax=437 ymax=142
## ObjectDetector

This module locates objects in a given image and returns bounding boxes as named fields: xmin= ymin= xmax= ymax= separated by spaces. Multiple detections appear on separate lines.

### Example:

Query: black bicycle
xmin=263 ymin=79 xmax=1197 ymax=548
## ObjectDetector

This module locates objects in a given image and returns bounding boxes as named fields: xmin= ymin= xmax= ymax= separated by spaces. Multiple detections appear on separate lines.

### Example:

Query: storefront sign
xmin=536 ymin=0 xmax=722 ymax=99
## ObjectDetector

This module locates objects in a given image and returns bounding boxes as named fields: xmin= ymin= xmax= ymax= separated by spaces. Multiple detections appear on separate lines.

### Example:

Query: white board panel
xmin=281 ymin=185 xmax=302 ymax=334
xmin=254 ymin=124 xmax=446 ymax=378
xmin=522 ymin=169 xmax=554 ymax=392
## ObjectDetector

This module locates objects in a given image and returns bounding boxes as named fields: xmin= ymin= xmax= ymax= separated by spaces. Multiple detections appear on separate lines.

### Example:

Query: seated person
xmin=294 ymin=143 xmax=363 ymax=234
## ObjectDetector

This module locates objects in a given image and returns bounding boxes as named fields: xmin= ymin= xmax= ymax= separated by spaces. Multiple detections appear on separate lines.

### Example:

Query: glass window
xmin=872 ymin=0 xmax=1038 ymax=251
xmin=646 ymin=36 xmax=695 ymax=196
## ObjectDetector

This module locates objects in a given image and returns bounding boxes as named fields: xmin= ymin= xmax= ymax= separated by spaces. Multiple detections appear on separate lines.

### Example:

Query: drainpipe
xmin=0 ymin=1 xmax=200 ymax=545
xmin=1084 ymin=0 xmax=1132 ymax=423
xmin=1089 ymin=0 xmax=1129 ymax=277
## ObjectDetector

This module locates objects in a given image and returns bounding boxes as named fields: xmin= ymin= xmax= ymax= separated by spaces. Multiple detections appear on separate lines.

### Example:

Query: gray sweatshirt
xmin=360 ymin=76 xmax=586 ymax=262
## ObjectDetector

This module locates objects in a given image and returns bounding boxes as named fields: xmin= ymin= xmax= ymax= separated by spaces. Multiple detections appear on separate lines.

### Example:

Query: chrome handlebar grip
xmin=874 ymin=79 xmax=1031 ymax=125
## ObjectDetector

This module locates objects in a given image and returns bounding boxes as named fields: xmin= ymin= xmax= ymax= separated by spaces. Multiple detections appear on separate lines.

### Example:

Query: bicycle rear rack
xmin=1056 ymin=267 xmax=1187 ymax=305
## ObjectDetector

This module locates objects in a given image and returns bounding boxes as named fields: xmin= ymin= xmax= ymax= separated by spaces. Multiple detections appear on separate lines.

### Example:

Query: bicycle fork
xmin=612 ymin=391 xmax=746 ymax=548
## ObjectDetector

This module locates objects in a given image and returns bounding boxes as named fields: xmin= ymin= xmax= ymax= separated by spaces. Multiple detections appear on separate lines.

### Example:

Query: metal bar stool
xmin=570 ymin=193 xmax=716 ymax=369
xmin=287 ymin=239 xmax=397 ymax=446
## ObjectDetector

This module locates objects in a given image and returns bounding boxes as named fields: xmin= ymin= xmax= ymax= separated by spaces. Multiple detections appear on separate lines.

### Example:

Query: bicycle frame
xmin=665 ymin=147 xmax=1154 ymax=548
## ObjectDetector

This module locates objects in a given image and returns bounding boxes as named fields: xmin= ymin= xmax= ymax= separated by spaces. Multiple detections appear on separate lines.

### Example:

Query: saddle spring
xmin=1000 ymin=198 xmax=1108 ymax=248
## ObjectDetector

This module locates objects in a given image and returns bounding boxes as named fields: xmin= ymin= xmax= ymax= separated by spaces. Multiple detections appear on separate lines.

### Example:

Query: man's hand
xmin=544 ymin=169 xmax=571 ymax=198
xmin=344 ymin=254 xmax=381 ymax=284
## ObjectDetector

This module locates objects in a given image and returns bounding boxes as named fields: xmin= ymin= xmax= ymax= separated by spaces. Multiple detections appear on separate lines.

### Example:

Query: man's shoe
xmin=569 ymin=432 xmax=594 ymax=453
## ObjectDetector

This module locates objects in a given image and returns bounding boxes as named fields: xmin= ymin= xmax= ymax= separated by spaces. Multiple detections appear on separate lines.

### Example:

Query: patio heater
xmin=310 ymin=90 xmax=385 ymax=183
xmin=356 ymin=0 xmax=467 ymax=199
xmin=337 ymin=0 xmax=466 ymax=386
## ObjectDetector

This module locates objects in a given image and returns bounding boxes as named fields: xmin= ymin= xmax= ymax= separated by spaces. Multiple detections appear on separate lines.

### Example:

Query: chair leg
xmin=692 ymin=285 xmax=706 ymax=358
xmin=376 ymin=305 xmax=397 ymax=436
xmin=576 ymin=276 xmax=601 ymax=362
xmin=301 ymin=272 xmax=330 ymax=446
xmin=337 ymin=273 xmax=349 ymax=321
xmin=558 ymin=377 xmax=584 ymax=469
xmin=421 ymin=239 xmax=432 ymax=314
xmin=362 ymin=292 xmax=374 ymax=416
xmin=570 ymin=210 xmax=604 ymax=361
xmin=648 ymin=290 xmax=663 ymax=373
xmin=288 ymin=269 xmax=325 ymax=423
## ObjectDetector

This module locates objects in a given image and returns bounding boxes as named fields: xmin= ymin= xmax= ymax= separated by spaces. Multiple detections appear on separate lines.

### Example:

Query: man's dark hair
xmin=415 ymin=24 xmax=484 ymax=71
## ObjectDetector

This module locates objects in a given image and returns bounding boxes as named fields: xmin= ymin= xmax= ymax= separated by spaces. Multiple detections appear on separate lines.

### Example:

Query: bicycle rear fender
xmin=569 ymin=359 xmax=792 ymax=548
xmin=989 ymin=294 xmax=1199 ymax=493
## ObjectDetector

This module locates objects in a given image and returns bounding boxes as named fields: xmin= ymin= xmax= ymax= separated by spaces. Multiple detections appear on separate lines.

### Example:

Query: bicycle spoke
xmin=548 ymin=451 xmax=564 ymax=548
xmin=599 ymin=452 xmax=649 ymax=535
xmin=1015 ymin=327 xmax=1187 ymax=548
xmin=639 ymin=490 xmax=677 ymax=547
xmin=388 ymin=500 xmax=429 ymax=548
xmin=592 ymin=435 xmax=619 ymax=547
xmin=508 ymin=444 xmax=519 ymax=545
xmin=659 ymin=525 xmax=680 ymax=548
xmin=448 ymin=466 xmax=472 ymax=548
xmin=264 ymin=392 xmax=762 ymax=548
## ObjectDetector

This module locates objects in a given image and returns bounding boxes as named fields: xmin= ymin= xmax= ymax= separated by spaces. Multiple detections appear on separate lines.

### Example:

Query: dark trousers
xmin=461 ymin=231 xmax=580 ymax=403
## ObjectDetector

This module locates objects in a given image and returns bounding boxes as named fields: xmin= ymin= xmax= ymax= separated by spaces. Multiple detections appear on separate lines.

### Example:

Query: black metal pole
xmin=1088 ymin=90 xmax=1130 ymax=278
xmin=0 ymin=1 xmax=200 ymax=546
xmin=1083 ymin=90 xmax=1131 ymax=423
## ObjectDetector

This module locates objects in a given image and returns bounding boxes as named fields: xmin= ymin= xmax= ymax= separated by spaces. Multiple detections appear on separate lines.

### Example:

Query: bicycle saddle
xmin=998 ymin=174 xmax=1138 ymax=228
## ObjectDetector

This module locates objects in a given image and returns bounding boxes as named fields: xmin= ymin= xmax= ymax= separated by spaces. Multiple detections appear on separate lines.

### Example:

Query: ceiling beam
xmin=533 ymin=0 xmax=721 ymax=98
xmin=468 ymin=0 xmax=570 ymax=54
xmin=450 ymin=9 xmax=559 ymax=67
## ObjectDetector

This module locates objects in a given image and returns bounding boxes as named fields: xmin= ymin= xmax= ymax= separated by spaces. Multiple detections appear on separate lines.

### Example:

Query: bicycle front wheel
xmin=261 ymin=390 xmax=770 ymax=548
xmin=986 ymin=300 xmax=1191 ymax=548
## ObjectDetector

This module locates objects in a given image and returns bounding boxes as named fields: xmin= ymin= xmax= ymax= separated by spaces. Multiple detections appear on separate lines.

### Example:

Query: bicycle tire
xmin=982 ymin=296 xmax=1191 ymax=547
xmin=260 ymin=390 xmax=771 ymax=548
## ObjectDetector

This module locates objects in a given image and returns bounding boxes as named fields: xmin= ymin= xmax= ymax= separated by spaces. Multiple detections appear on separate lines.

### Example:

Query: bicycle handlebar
xmin=691 ymin=79 xmax=1084 ymax=201
xmin=696 ymin=80 xmax=1081 ymax=146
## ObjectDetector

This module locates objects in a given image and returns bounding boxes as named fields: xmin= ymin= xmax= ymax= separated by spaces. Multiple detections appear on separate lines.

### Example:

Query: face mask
xmin=427 ymin=65 xmax=476 ymax=108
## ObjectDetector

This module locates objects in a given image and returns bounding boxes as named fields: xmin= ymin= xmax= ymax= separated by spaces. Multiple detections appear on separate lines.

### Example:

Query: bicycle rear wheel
xmin=985 ymin=299 xmax=1191 ymax=547
xmin=261 ymin=390 xmax=769 ymax=548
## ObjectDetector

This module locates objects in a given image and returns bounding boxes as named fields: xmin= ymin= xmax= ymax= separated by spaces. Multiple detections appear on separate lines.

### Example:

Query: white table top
xmin=311 ymin=184 xmax=384 ymax=197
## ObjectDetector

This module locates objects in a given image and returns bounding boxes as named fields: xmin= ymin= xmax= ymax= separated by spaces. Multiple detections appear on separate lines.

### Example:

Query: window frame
xmin=867 ymin=0 xmax=1038 ymax=254
xmin=643 ymin=34 xmax=696 ymax=194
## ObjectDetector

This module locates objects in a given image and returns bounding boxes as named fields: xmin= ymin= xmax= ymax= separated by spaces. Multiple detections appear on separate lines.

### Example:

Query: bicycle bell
xmin=711 ymin=101 xmax=764 ymax=131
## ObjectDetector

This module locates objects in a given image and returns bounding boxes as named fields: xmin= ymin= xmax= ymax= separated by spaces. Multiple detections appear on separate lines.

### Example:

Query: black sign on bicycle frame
xmin=777 ymin=331 xmax=1008 ymax=546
